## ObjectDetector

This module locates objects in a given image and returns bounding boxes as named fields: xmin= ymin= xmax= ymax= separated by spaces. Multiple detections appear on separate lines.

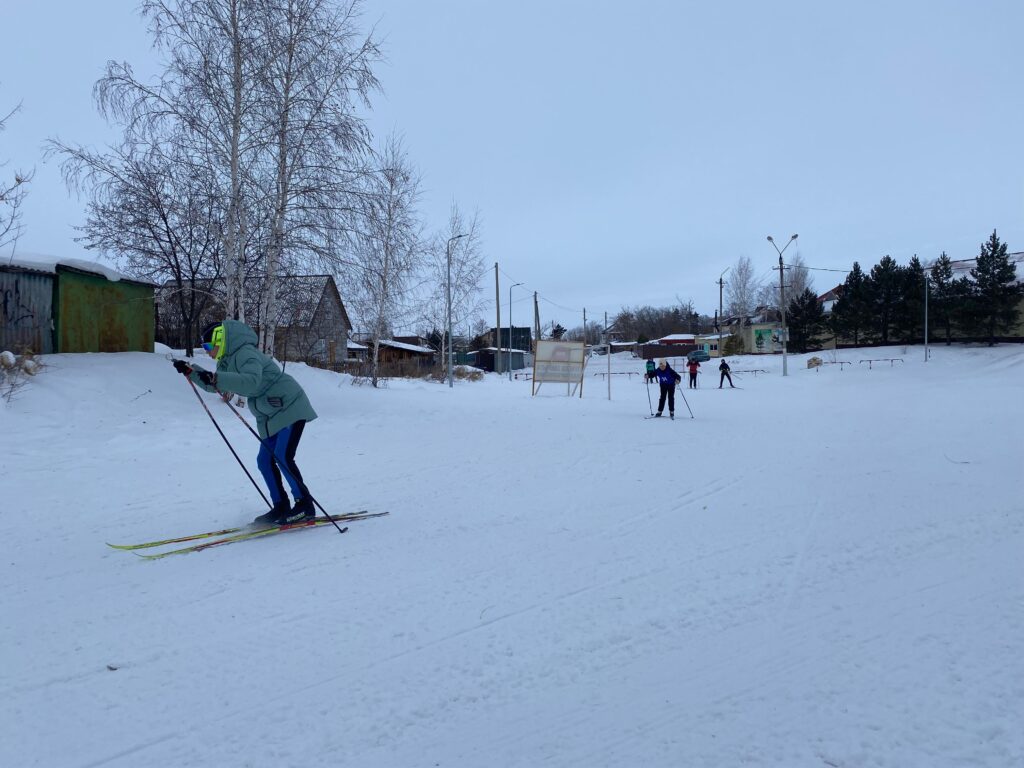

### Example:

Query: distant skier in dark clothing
xmin=686 ymin=358 xmax=701 ymax=389
xmin=652 ymin=359 xmax=682 ymax=418
xmin=719 ymin=359 xmax=735 ymax=388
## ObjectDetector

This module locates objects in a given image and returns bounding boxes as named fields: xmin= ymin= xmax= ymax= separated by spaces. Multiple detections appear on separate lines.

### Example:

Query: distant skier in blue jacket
xmin=652 ymin=359 xmax=682 ymax=418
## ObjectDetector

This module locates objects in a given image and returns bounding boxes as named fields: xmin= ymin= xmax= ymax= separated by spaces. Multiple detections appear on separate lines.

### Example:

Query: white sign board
xmin=532 ymin=340 xmax=586 ymax=396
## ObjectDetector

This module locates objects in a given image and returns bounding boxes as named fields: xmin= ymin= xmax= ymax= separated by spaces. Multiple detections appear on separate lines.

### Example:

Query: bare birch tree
xmin=347 ymin=135 xmax=423 ymax=386
xmin=0 ymin=100 xmax=32 ymax=251
xmin=252 ymin=0 xmax=379 ymax=355
xmin=420 ymin=205 xmax=485 ymax=370
xmin=54 ymin=0 xmax=380 ymax=344
xmin=725 ymin=255 xmax=760 ymax=317
xmin=89 ymin=0 xmax=268 ymax=321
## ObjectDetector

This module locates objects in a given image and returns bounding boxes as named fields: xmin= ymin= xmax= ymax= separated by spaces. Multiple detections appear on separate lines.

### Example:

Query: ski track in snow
xmin=1 ymin=345 xmax=1022 ymax=767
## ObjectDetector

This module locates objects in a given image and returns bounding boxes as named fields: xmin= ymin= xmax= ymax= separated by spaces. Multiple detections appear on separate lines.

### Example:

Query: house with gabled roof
xmin=269 ymin=275 xmax=352 ymax=364
xmin=818 ymin=285 xmax=844 ymax=314
xmin=155 ymin=274 xmax=352 ymax=363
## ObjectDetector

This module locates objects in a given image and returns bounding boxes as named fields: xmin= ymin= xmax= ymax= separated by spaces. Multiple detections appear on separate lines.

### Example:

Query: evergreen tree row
xmin=785 ymin=230 xmax=1021 ymax=352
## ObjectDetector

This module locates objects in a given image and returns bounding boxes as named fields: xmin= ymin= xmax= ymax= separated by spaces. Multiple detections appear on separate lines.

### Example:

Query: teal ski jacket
xmin=191 ymin=319 xmax=317 ymax=439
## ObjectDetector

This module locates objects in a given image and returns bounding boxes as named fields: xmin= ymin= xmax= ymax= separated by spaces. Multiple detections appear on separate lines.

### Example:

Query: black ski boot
xmin=279 ymin=496 xmax=315 ymax=524
xmin=254 ymin=499 xmax=291 ymax=527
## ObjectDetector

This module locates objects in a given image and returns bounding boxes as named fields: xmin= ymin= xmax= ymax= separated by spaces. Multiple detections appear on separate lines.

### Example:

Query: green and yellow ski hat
xmin=201 ymin=323 xmax=226 ymax=360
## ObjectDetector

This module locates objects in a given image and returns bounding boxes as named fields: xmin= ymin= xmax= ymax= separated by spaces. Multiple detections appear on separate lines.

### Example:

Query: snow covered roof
xmin=377 ymin=339 xmax=435 ymax=354
xmin=652 ymin=333 xmax=696 ymax=343
xmin=347 ymin=340 xmax=368 ymax=350
xmin=818 ymin=285 xmax=844 ymax=302
xmin=1 ymin=251 xmax=156 ymax=285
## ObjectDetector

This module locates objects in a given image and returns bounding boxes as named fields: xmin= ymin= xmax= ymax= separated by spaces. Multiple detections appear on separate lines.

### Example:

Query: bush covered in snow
xmin=1 ymin=350 xmax=42 ymax=402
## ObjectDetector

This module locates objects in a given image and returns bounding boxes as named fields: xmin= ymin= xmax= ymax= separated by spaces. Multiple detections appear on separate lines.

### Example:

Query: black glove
xmin=173 ymin=359 xmax=192 ymax=376
xmin=196 ymin=370 xmax=216 ymax=386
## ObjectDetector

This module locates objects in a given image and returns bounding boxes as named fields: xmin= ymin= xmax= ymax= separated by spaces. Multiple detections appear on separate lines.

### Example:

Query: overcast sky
xmin=4 ymin=0 xmax=1022 ymax=327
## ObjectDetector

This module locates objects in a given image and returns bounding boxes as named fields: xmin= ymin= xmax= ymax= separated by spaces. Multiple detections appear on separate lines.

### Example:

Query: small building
xmin=347 ymin=339 xmax=368 ymax=361
xmin=719 ymin=307 xmax=785 ymax=354
xmin=695 ymin=333 xmax=731 ymax=357
xmin=373 ymin=339 xmax=436 ymax=366
xmin=473 ymin=347 xmax=528 ymax=373
xmin=651 ymin=333 xmax=697 ymax=346
xmin=490 ymin=326 xmax=532 ymax=353
xmin=1 ymin=253 xmax=155 ymax=354
xmin=393 ymin=335 xmax=431 ymax=348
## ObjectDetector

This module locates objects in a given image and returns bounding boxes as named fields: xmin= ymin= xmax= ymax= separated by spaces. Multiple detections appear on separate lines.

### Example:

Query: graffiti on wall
xmin=1 ymin=277 xmax=37 ymax=327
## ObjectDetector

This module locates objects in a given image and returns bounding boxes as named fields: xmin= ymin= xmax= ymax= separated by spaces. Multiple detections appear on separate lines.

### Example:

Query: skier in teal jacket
xmin=174 ymin=319 xmax=318 ymax=525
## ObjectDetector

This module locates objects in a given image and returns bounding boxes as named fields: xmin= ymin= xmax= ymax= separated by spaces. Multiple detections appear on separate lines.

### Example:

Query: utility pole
xmin=494 ymin=263 xmax=501 ymax=375
xmin=768 ymin=234 xmax=798 ymax=377
xmin=924 ymin=275 xmax=930 ymax=362
xmin=533 ymin=291 xmax=540 ymax=349
xmin=508 ymin=282 xmax=522 ymax=381
xmin=779 ymin=256 xmax=787 ymax=376
xmin=605 ymin=311 xmax=611 ymax=400
xmin=718 ymin=268 xmax=727 ymax=357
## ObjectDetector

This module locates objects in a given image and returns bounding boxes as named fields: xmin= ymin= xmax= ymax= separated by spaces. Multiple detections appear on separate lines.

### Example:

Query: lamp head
xmin=790 ymin=234 xmax=799 ymax=241
xmin=766 ymin=236 xmax=774 ymax=242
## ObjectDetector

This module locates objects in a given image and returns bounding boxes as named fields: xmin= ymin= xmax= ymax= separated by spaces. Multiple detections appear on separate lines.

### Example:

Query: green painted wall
xmin=54 ymin=268 xmax=154 ymax=353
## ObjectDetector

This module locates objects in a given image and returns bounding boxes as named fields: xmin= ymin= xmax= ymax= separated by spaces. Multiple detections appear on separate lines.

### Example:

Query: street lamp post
xmin=508 ymin=282 xmax=522 ymax=381
xmin=767 ymin=234 xmax=798 ymax=377
xmin=446 ymin=233 xmax=467 ymax=388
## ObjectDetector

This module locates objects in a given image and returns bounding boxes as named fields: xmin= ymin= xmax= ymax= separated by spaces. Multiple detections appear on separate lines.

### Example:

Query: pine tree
xmin=723 ymin=333 xmax=746 ymax=355
xmin=830 ymin=262 xmax=870 ymax=345
xmin=929 ymin=253 xmax=956 ymax=344
xmin=866 ymin=255 xmax=902 ymax=344
xmin=969 ymin=230 xmax=1020 ymax=345
xmin=897 ymin=255 xmax=926 ymax=343
xmin=786 ymin=288 xmax=826 ymax=353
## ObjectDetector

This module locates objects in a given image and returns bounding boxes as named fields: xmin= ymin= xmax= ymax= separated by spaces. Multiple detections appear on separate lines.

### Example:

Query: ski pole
xmin=645 ymin=377 xmax=653 ymax=415
xmin=676 ymin=383 xmax=695 ymax=419
xmin=179 ymin=373 xmax=272 ymax=509
xmin=218 ymin=389 xmax=344 ymax=534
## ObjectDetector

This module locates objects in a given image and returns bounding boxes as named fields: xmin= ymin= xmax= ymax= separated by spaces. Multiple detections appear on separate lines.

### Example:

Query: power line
xmin=538 ymin=295 xmax=583 ymax=313
xmin=786 ymin=263 xmax=852 ymax=273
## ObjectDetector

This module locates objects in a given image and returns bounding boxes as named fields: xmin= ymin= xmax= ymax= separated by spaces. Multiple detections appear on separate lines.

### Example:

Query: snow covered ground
xmin=2 ymin=344 xmax=1021 ymax=767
